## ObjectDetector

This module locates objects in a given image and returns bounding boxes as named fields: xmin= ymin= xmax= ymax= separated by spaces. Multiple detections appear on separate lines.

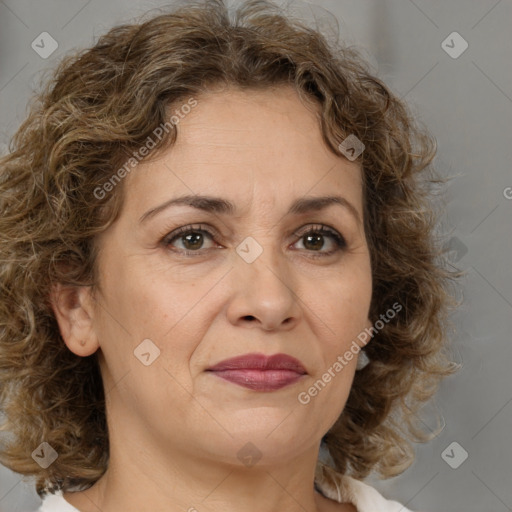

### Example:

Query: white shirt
xmin=36 ymin=460 xmax=414 ymax=512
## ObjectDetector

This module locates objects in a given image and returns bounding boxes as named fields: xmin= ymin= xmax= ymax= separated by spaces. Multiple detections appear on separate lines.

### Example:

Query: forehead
xmin=123 ymin=85 xmax=363 ymax=217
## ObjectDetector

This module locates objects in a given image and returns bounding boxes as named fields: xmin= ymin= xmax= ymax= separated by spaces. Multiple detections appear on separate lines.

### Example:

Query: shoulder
xmin=315 ymin=461 xmax=415 ymax=512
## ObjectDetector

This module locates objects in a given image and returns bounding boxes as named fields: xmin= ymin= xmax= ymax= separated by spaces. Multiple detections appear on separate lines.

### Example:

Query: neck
xmin=62 ymin=386 xmax=352 ymax=512
xmin=67 ymin=449 xmax=328 ymax=512
xmin=62 ymin=433 xmax=346 ymax=512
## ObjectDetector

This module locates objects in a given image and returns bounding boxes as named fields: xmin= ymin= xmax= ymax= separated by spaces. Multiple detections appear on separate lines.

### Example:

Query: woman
xmin=0 ymin=1 xmax=458 ymax=510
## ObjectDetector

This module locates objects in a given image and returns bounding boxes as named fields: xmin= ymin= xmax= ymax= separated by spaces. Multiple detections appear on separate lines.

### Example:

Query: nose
xmin=226 ymin=242 xmax=301 ymax=332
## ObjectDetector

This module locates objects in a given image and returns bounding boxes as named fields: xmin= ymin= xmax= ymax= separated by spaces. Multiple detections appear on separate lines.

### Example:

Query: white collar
xmin=314 ymin=460 xmax=414 ymax=512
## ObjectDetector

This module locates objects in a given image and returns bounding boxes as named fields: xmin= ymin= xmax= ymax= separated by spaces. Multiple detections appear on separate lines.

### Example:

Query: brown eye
xmin=302 ymin=233 xmax=325 ymax=251
xmin=163 ymin=225 xmax=218 ymax=255
xmin=293 ymin=225 xmax=346 ymax=256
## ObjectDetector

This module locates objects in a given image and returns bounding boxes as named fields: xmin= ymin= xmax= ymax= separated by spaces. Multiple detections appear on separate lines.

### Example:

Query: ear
xmin=49 ymin=283 xmax=100 ymax=357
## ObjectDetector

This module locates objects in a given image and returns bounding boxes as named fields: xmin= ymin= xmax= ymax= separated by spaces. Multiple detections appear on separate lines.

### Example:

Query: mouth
xmin=205 ymin=353 xmax=307 ymax=391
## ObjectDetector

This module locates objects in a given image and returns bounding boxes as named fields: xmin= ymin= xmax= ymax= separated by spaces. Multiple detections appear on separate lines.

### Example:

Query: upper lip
xmin=207 ymin=353 xmax=307 ymax=374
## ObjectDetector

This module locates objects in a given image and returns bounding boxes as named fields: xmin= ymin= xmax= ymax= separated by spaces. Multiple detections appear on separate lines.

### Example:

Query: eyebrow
xmin=139 ymin=194 xmax=361 ymax=224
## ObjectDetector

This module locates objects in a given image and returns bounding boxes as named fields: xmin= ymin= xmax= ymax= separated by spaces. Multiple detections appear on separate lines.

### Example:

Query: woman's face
xmin=71 ymin=85 xmax=372 ymax=466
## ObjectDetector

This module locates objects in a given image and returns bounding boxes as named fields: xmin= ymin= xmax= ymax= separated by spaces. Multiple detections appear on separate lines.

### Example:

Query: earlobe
xmin=355 ymin=318 xmax=373 ymax=370
xmin=365 ymin=317 xmax=373 ymax=337
xmin=49 ymin=283 xmax=99 ymax=357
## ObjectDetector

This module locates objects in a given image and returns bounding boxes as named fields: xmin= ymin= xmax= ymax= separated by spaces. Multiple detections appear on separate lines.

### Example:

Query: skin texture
xmin=51 ymin=85 xmax=371 ymax=512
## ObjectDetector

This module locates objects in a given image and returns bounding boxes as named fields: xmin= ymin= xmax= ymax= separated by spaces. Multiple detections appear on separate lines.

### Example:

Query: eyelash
xmin=162 ymin=223 xmax=347 ymax=258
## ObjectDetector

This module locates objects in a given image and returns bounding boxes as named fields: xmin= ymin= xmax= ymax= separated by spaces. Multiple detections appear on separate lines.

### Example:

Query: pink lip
xmin=206 ymin=353 xmax=307 ymax=391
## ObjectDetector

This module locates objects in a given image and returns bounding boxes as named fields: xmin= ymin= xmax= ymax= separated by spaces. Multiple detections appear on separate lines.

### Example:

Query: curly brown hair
xmin=0 ymin=0 xmax=458 ymax=499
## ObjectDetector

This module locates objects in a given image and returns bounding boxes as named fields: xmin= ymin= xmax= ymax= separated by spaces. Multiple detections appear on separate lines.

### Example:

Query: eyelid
xmin=162 ymin=223 xmax=220 ymax=244
xmin=293 ymin=223 xmax=341 ymax=238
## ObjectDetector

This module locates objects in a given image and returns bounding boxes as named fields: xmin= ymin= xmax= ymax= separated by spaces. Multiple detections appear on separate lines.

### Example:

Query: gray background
xmin=0 ymin=0 xmax=511 ymax=511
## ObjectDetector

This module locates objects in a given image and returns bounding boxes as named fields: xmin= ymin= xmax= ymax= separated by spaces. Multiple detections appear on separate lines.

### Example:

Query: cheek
xmin=296 ymin=270 xmax=371 ymax=422
xmin=97 ymin=252 xmax=202 ymax=335
xmin=309 ymin=261 xmax=372 ymax=342
xmin=95 ymin=256 xmax=226 ymax=380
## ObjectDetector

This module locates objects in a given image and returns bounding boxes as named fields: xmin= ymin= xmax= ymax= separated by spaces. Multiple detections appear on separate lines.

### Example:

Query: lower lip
xmin=208 ymin=369 xmax=305 ymax=391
